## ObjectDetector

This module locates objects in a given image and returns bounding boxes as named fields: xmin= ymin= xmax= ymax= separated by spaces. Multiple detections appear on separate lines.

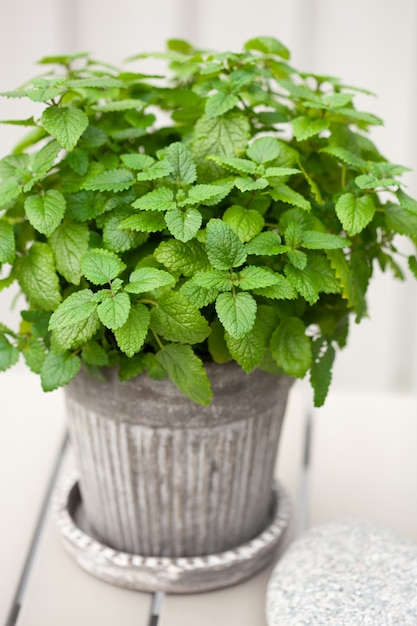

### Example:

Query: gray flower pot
xmin=64 ymin=362 xmax=293 ymax=558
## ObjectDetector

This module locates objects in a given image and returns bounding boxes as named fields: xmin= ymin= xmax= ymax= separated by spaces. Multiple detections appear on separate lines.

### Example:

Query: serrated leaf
xmin=97 ymin=292 xmax=131 ymax=330
xmin=264 ymin=166 xmax=300 ymax=178
xmin=287 ymin=249 xmax=308 ymax=270
xmin=226 ymin=321 xmax=265 ymax=373
xmin=50 ymin=310 xmax=100 ymax=351
xmin=335 ymin=193 xmax=375 ymax=236
xmin=114 ymin=303 xmax=150 ymax=357
xmin=118 ymin=354 xmax=147 ymax=381
xmin=397 ymin=189 xmax=417 ymax=215
xmin=0 ymin=220 xmax=15 ymax=263
xmin=49 ymin=289 xmax=96 ymax=330
xmin=252 ymin=275 xmax=297 ymax=300
xmin=245 ymin=231 xmax=286 ymax=256
xmin=151 ymin=291 xmax=210 ymax=344
xmin=120 ymin=153 xmax=154 ymax=170
xmin=156 ymin=343 xmax=212 ymax=405
xmin=164 ymin=142 xmax=197 ymax=184
xmin=207 ymin=319 xmax=231 ymax=363
xmin=270 ymin=318 xmax=312 ymax=378
xmin=292 ymin=116 xmax=330 ymax=141
xmin=41 ymin=351 xmax=81 ymax=392
xmin=24 ymin=190 xmax=66 ymax=236
xmin=408 ymin=256 xmax=417 ymax=279
xmin=41 ymin=106 xmax=89 ymax=151
xmin=193 ymin=270 xmax=231 ymax=291
xmin=247 ymin=137 xmax=280 ymax=164
xmin=205 ymin=92 xmax=239 ymax=118
xmin=21 ymin=337 xmax=46 ymax=374
xmin=355 ymin=174 xmax=398 ymax=190
xmin=244 ymin=36 xmax=290 ymax=59
xmin=192 ymin=113 xmax=250 ymax=181
xmin=132 ymin=187 xmax=176 ymax=212
xmin=286 ymin=253 xmax=340 ymax=304
xmin=49 ymin=221 xmax=89 ymax=284
xmin=80 ymin=125 xmax=108 ymax=149
xmin=215 ymin=291 xmax=257 ymax=339
xmin=16 ymin=243 xmax=61 ymax=310
xmin=209 ymin=156 xmax=256 ymax=175
xmin=302 ymin=230 xmax=347 ymax=250
xmin=0 ymin=335 xmax=19 ymax=371
xmin=320 ymin=146 xmax=367 ymax=169
xmin=126 ymin=267 xmax=175 ymax=293
xmin=65 ymin=191 xmax=105 ymax=222
xmin=120 ymin=211 xmax=166 ymax=233
xmin=237 ymin=266 xmax=281 ymax=290
xmin=234 ymin=177 xmax=269 ymax=192
xmin=154 ymin=239 xmax=210 ymax=276
xmin=66 ymin=77 xmax=125 ymax=89
xmin=67 ymin=148 xmax=89 ymax=175
xmin=337 ymin=107 xmax=383 ymax=126
xmin=179 ymin=278 xmax=219 ymax=308
xmin=223 ymin=205 xmax=264 ymax=242
xmin=91 ymin=98 xmax=145 ymax=112
xmin=32 ymin=139 xmax=61 ymax=178
xmin=310 ymin=341 xmax=335 ymax=407
xmin=165 ymin=206 xmax=202 ymax=242
xmin=0 ymin=179 xmax=21 ymax=209
xmin=206 ymin=219 xmax=247 ymax=270
xmin=102 ymin=212 xmax=147 ymax=253
xmin=82 ymin=168 xmax=134 ymax=192
xmin=136 ymin=160 xmax=173 ymax=181
xmin=81 ymin=341 xmax=109 ymax=366
xmin=270 ymin=184 xmax=311 ymax=211
xmin=384 ymin=203 xmax=417 ymax=238
xmin=81 ymin=249 xmax=126 ymax=285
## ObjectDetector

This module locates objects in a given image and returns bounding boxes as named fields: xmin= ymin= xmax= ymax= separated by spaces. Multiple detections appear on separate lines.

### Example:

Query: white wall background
xmin=1 ymin=0 xmax=417 ymax=396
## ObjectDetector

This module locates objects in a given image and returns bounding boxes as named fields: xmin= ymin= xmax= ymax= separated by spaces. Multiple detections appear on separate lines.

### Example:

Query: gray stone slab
xmin=266 ymin=519 xmax=417 ymax=625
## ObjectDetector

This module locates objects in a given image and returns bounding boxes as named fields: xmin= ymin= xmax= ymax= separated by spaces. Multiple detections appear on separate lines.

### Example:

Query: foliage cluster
xmin=1 ymin=37 xmax=416 ymax=405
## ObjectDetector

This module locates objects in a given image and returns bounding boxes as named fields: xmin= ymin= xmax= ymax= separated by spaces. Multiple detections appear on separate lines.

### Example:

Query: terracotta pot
xmin=64 ymin=362 xmax=293 ymax=557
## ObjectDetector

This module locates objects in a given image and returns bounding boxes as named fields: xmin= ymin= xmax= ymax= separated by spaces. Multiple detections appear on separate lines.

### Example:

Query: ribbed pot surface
xmin=64 ymin=362 xmax=293 ymax=557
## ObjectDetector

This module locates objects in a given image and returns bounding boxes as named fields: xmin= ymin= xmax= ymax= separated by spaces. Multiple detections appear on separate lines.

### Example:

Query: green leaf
xmin=136 ymin=160 xmax=173 ymax=181
xmin=82 ymin=168 xmax=134 ymax=192
xmin=244 ymin=36 xmax=290 ymax=59
xmin=66 ymin=191 xmax=106 ymax=222
xmin=41 ymin=351 xmax=81 ymax=392
xmin=102 ymin=212 xmax=148 ymax=253
xmin=91 ymin=99 xmax=145 ymax=112
xmin=120 ymin=153 xmax=154 ymax=170
xmin=302 ymin=230 xmax=348 ymax=250
xmin=0 ymin=220 xmax=15 ymax=263
xmin=408 ymin=256 xmax=417 ymax=279
xmin=355 ymin=174 xmax=398 ymax=190
xmin=286 ymin=253 xmax=340 ymax=304
xmin=287 ymin=249 xmax=308 ymax=270
xmin=237 ymin=266 xmax=281 ymax=290
xmin=165 ymin=206 xmax=202 ymax=242
xmin=223 ymin=205 xmax=264 ymax=242
xmin=292 ymin=116 xmax=330 ymax=141
xmin=192 ymin=113 xmax=250 ymax=181
xmin=81 ymin=341 xmax=109 ymax=366
xmin=50 ymin=311 xmax=100 ymax=351
xmin=21 ymin=338 xmax=46 ymax=374
xmin=0 ymin=335 xmax=19 ymax=371
xmin=16 ymin=243 xmax=61 ymax=310
xmin=164 ymin=142 xmax=197 ymax=184
xmin=206 ymin=219 xmax=247 ymax=270
xmin=207 ymin=319 xmax=232 ymax=363
xmin=151 ymin=291 xmax=211 ymax=344
xmin=397 ymin=189 xmax=417 ymax=215
xmin=193 ymin=270 xmax=231 ymax=291
xmin=24 ymin=190 xmax=66 ymax=236
xmin=234 ymin=177 xmax=269 ymax=192
xmin=252 ymin=275 xmax=297 ymax=300
xmin=97 ymin=291 xmax=131 ymax=330
xmin=126 ymin=267 xmax=175 ymax=293
xmin=179 ymin=182 xmax=234 ymax=206
xmin=67 ymin=148 xmax=89 ymax=176
xmin=215 ymin=291 xmax=257 ymax=339
xmin=49 ymin=221 xmax=89 ymax=284
xmin=209 ymin=156 xmax=256 ymax=175
xmin=118 ymin=354 xmax=146 ymax=381
xmin=81 ymin=249 xmax=126 ymax=285
xmin=205 ymin=92 xmax=239 ymax=117
xmin=247 ymin=137 xmax=280 ymax=164
xmin=32 ymin=139 xmax=61 ymax=178
xmin=41 ymin=106 xmax=89 ymax=151
xmin=384 ymin=202 xmax=417 ymax=238
xmin=320 ymin=146 xmax=367 ymax=169
xmin=156 ymin=344 xmax=212 ymax=405
xmin=270 ymin=318 xmax=312 ymax=378
xmin=114 ymin=303 xmax=151 ymax=357
xmin=154 ymin=239 xmax=210 ymax=276
xmin=120 ymin=211 xmax=166 ymax=233
xmin=49 ymin=289 xmax=96 ymax=329
xmin=226 ymin=321 xmax=265 ymax=373
xmin=270 ymin=184 xmax=311 ymax=211
xmin=245 ymin=231 xmax=284 ymax=256
xmin=335 ymin=193 xmax=375 ymax=236
xmin=0 ymin=179 xmax=21 ymax=209
xmin=310 ymin=341 xmax=336 ymax=407
xmin=179 ymin=278 xmax=219 ymax=309
xmin=132 ymin=187 xmax=176 ymax=212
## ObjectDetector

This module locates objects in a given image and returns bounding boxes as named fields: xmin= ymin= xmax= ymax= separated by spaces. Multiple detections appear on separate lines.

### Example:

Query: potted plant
xmin=1 ymin=36 xmax=416 ymax=590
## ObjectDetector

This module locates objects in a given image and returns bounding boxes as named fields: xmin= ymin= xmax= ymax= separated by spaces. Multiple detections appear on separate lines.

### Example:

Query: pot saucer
xmin=54 ymin=473 xmax=291 ymax=594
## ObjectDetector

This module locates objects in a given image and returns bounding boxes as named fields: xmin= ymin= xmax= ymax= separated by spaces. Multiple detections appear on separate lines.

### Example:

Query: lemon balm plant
xmin=1 ymin=36 xmax=417 ymax=407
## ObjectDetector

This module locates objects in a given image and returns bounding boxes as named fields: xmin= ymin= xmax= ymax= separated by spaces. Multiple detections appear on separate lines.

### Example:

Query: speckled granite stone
xmin=266 ymin=520 xmax=417 ymax=625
